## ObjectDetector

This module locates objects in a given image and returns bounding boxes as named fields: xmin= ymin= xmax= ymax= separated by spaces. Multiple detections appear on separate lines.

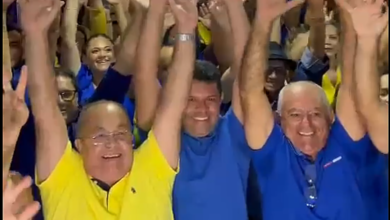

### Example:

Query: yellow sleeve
xmin=134 ymin=130 xmax=178 ymax=182
xmin=197 ymin=22 xmax=211 ymax=45
xmin=89 ymin=7 xmax=107 ymax=35
xmin=36 ymin=142 xmax=84 ymax=191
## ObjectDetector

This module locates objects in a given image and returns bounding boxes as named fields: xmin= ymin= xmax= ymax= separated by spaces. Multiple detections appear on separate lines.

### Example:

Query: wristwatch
xmin=175 ymin=33 xmax=195 ymax=42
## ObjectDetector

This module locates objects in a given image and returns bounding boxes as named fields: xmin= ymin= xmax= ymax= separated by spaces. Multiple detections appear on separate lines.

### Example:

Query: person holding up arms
xmin=239 ymin=0 xmax=388 ymax=219
xmin=19 ymin=0 xmax=196 ymax=219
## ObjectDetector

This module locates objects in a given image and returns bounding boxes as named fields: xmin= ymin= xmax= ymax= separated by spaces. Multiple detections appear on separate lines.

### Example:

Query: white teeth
xmin=194 ymin=117 xmax=208 ymax=121
xmin=103 ymin=154 xmax=120 ymax=159
xmin=299 ymin=132 xmax=314 ymax=136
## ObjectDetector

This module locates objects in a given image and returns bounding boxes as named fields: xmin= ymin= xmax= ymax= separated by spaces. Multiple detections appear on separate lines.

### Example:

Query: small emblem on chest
xmin=323 ymin=156 xmax=342 ymax=168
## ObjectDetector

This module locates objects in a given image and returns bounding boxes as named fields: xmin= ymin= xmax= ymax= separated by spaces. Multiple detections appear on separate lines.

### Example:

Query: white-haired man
xmin=238 ymin=0 xmax=388 ymax=219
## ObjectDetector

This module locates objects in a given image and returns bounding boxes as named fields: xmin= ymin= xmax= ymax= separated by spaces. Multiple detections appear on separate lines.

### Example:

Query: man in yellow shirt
xmin=20 ymin=0 xmax=198 ymax=219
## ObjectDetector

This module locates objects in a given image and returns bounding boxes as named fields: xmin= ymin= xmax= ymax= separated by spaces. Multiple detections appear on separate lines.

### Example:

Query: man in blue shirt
xmin=239 ymin=0 xmax=388 ymax=220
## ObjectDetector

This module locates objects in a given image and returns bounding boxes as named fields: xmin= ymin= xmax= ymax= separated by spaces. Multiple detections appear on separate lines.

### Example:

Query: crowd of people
xmin=2 ymin=0 xmax=388 ymax=219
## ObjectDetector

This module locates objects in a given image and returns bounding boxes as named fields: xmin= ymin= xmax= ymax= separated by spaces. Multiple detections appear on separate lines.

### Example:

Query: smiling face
xmin=279 ymin=83 xmax=332 ymax=159
xmin=265 ymin=59 xmax=289 ymax=93
xmin=84 ymin=35 xmax=115 ymax=73
xmin=76 ymin=102 xmax=133 ymax=186
xmin=183 ymin=80 xmax=221 ymax=137
xmin=56 ymin=74 xmax=79 ymax=124
xmin=324 ymin=24 xmax=340 ymax=58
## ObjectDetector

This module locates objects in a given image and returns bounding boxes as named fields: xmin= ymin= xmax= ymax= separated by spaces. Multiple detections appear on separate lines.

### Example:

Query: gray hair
xmin=276 ymin=81 xmax=332 ymax=115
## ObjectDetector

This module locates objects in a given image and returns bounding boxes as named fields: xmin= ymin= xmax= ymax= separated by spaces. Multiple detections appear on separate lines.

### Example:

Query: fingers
xmin=17 ymin=201 xmax=41 ymax=220
xmin=15 ymin=65 xmax=28 ymax=101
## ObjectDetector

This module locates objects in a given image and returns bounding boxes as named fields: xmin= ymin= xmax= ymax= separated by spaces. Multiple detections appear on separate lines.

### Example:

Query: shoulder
xmin=134 ymin=131 xmax=177 ymax=181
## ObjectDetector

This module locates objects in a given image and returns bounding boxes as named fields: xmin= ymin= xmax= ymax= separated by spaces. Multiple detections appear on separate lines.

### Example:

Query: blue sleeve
xmin=292 ymin=47 xmax=329 ymax=85
xmin=330 ymin=117 xmax=386 ymax=170
xmin=224 ymin=108 xmax=251 ymax=155
xmin=77 ymin=64 xmax=93 ymax=90
xmin=87 ymin=66 xmax=132 ymax=104
xmin=252 ymin=123 xmax=286 ymax=163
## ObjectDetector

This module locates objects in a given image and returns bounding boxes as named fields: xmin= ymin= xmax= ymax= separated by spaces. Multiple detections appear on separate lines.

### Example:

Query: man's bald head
xmin=277 ymin=81 xmax=331 ymax=116
xmin=77 ymin=100 xmax=131 ymax=138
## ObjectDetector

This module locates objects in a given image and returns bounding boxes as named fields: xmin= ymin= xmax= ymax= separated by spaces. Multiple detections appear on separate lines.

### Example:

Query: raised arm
xmin=338 ymin=0 xmax=388 ymax=153
xmin=19 ymin=0 xmax=67 ymax=182
xmin=152 ymin=0 xmax=198 ymax=169
xmin=60 ymin=0 xmax=83 ymax=74
xmin=239 ymin=0 xmax=303 ymax=150
xmin=306 ymin=0 xmax=326 ymax=59
xmin=134 ymin=0 xmax=165 ymax=131
xmin=222 ymin=0 xmax=250 ymax=122
xmin=334 ymin=0 xmax=365 ymax=141
xmin=2 ymin=66 xmax=29 ymax=186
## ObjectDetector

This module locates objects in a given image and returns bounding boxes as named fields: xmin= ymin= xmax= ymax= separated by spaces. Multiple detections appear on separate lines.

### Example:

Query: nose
xmin=268 ymin=71 xmax=277 ymax=79
xmin=195 ymin=100 xmax=208 ymax=112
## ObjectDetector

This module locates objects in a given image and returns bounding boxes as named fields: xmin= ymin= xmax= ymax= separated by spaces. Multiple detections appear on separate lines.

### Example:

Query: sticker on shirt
xmin=323 ymin=156 xmax=342 ymax=168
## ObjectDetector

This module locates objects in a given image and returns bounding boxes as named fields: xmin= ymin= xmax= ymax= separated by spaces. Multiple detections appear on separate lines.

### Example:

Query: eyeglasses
xmin=304 ymin=164 xmax=317 ymax=208
xmin=83 ymin=130 xmax=133 ymax=146
xmin=58 ymin=90 xmax=77 ymax=102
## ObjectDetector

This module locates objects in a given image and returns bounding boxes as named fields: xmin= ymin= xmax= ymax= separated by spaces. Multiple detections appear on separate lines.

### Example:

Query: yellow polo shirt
xmin=38 ymin=131 xmax=177 ymax=220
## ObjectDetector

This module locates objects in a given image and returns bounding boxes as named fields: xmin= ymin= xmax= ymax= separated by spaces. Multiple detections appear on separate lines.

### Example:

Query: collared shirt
xmin=172 ymin=108 xmax=252 ymax=220
xmin=252 ymin=117 xmax=388 ymax=220
xmin=37 ymin=131 xmax=177 ymax=220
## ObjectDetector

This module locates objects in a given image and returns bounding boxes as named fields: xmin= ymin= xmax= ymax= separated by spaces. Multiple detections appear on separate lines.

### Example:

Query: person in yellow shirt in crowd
xmin=18 ymin=0 xmax=198 ymax=219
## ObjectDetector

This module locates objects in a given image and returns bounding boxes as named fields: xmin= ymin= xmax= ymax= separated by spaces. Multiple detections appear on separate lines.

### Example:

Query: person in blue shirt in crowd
xmin=60 ymin=0 xmax=145 ymax=125
xmin=239 ymin=0 xmax=388 ymax=220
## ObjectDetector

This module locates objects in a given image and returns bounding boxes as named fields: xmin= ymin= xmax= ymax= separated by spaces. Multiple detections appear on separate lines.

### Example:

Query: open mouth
xmin=102 ymin=154 xmax=121 ymax=159
xmin=299 ymin=132 xmax=314 ymax=136
xmin=193 ymin=117 xmax=208 ymax=121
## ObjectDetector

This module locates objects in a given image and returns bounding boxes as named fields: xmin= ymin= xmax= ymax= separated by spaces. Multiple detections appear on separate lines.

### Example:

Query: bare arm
xmin=152 ymin=0 xmax=197 ymax=169
xmin=112 ymin=2 xmax=128 ymax=36
xmin=21 ymin=0 xmax=68 ymax=183
xmin=60 ymin=0 xmax=82 ymax=75
xmin=239 ymin=18 xmax=274 ymax=150
xmin=49 ymin=14 xmax=61 ymax=65
xmin=306 ymin=0 xmax=326 ymax=59
xmin=112 ymin=0 xmax=145 ymax=75
xmin=270 ymin=17 xmax=281 ymax=44
xmin=335 ymin=10 xmax=365 ymax=140
xmin=224 ymin=0 xmax=250 ymax=123
xmin=354 ymin=38 xmax=388 ymax=153
xmin=134 ymin=1 xmax=165 ymax=131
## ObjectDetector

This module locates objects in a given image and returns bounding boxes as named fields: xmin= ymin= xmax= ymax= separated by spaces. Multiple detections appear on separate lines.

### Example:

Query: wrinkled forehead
xmin=78 ymin=103 xmax=131 ymax=136
xmin=282 ymin=89 xmax=326 ymax=112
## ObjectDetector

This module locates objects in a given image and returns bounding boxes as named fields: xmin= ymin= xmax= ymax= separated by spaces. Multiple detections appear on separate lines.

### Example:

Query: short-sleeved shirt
xmin=76 ymin=64 xmax=135 ymax=124
xmin=173 ymin=108 xmax=252 ymax=220
xmin=38 ymin=131 xmax=177 ymax=220
xmin=252 ymin=117 xmax=388 ymax=220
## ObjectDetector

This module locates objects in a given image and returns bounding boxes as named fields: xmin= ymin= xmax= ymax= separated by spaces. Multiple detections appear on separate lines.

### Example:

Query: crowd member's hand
xmin=2 ymin=66 xmax=28 ymax=150
xmin=106 ymin=0 xmax=120 ymax=5
xmin=336 ymin=0 xmax=388 ymax=38
xmin=256 ymin=0 xmax=304 ymax=27
xmin=209 ymin=0 xmax=229 ymax=27
xmin=3 ymin=176 xmax=40 ymax=220
xmin=168 ymin=0 xmax=198 ymax=33
xmin=19 ymin=0 xmax=64 ymax=35
xmin=323 ymin=1 xmax=335 ymax=23
xmin=199 ymin=2 xmax=212 ymax=28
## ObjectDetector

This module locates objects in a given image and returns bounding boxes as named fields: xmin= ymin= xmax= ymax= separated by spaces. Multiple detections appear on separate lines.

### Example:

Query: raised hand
xmin=336 ymin=0 xmax=388 ymax=38
xmin=18 ymin=0 xmax=64 ymax=34
xmin=199 ymin=2 xmax=212 ymax=28
xmin=3 ymin=176 xmax=40 ymax=220
xmin=3 ymin=65 xmax=29 ymax=149
xmin=168 ymin=0 xmax=198 ymax=33
xmin=256 ymin=0 xmax=304 ymax=27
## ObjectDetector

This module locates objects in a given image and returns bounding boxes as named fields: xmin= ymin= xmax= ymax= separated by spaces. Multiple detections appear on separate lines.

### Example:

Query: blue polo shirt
xmin=173 ymin=108 xmax=252 ymax=220
xmin=252 ymin=117 xmax=388 ymax=220
xmin=76 ymin=64 xmax=135 ymax=124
